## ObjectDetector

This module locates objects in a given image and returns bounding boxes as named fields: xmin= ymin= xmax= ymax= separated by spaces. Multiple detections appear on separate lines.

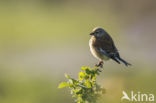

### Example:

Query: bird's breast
xmin=89 ymin=37 xmax=109 ymax=61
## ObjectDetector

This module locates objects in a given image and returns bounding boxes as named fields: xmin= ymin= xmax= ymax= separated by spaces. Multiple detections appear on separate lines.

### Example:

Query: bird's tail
xmin=111 ymin=57 xmax=121 ymax=64
xmin=117 ymin=57 xmax=131 ymax=66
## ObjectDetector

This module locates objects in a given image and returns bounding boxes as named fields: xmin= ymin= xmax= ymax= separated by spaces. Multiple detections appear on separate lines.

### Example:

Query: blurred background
xmin=0 ymin=0 xmax=156 ymax=103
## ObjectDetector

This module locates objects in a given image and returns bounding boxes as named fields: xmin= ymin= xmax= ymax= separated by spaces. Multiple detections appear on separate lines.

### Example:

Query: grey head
xmin=90 ymin=27 xmax=108 ymax=38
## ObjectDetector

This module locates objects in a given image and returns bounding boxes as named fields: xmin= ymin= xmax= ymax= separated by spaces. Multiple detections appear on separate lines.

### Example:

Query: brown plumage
xmin=93 ymin=34 xmax=117 ymax=53
xmin=89 ymin=27 xmax=131 ymax=67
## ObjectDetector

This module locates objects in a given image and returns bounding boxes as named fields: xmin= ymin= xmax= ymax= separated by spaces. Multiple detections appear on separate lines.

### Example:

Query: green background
xmin=0 ymin=0 xmax=156 ymax=103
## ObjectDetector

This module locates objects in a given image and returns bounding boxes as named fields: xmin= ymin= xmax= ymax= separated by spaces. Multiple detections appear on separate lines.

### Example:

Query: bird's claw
xmin=95 ymin=61 xmax=103 ymax=68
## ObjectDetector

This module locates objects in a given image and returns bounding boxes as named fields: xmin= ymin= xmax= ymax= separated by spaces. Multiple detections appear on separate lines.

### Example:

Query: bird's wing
xmin=96 ymin=33 xmax=131 ymax=66
xmin=99 ymin=48 xmax=120 ymax=64
xmin=95 ymin=33 xmax=121 ymax=64
xmin=100 ymin=34 xmax=118 ymax=53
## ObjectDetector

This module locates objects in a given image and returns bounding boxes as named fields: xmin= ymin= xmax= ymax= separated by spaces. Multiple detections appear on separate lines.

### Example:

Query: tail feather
xmin=111 ymin=57 xmax=121 ymax=64
xmin=117 ymin=57 xmax=131 ymax=66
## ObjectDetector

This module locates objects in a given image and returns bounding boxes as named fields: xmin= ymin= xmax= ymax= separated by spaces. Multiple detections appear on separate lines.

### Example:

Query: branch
xmin=58 ymin=66 xmax=105 ymax=103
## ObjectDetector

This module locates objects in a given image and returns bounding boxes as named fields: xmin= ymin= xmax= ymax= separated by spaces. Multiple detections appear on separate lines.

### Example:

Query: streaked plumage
xmin=89 ymin=27 xmax=131 ymax=66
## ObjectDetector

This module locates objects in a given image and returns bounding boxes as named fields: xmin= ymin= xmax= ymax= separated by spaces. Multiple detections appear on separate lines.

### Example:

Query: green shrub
xmin=58 ymin=67 xmax=105 ymax=103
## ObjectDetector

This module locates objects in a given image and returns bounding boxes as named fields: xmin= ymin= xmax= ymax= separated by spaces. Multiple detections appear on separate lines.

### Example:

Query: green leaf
xmin=85 ymin=80 xmax=92 ymax=88
xmin=58 ymin=82 xmax=69 ymax=88
xmin=92 ymin=76 xmax=96 ymax=81
xmin=68 ymin=79 xmax=73 ymax=84
xmin=85 ymin=69 xmax=91 ymax=75
xmin=81 ymin=67 xmax=89 ymax=70
xmin=64 ymin=73 xmax=70 ymax=79
xmin=79 ymin=72 xmax=85 ymax=81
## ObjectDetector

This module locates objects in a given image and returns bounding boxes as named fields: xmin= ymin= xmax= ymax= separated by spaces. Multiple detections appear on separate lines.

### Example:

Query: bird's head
xmin=90 ymin=27 xmax=106 ymax=38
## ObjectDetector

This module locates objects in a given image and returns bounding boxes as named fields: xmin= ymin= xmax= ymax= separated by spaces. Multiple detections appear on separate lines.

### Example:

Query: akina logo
xmin=121 ymin=91 xmax=154 ymax=102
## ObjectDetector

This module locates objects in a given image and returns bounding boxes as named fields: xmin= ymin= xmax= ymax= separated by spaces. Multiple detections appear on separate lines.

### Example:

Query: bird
xmin=89 ymin=27 xmax=131 ymax=67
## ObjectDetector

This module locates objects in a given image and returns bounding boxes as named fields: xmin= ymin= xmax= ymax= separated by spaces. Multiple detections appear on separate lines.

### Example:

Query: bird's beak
xmin=90 ymin=32 xmax=94 ymax=35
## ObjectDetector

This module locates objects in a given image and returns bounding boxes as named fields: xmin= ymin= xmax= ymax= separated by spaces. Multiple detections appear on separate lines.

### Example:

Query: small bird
xmin=89 ymin=27 xmax=131 ymax=67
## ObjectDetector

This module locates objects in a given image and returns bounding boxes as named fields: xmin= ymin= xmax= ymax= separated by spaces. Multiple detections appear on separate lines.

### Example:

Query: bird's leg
xmin=95 ymin=61 xmax=104 ymax=68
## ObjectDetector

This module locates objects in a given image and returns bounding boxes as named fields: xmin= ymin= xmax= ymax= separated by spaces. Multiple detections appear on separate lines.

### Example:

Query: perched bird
xmin=89 ymin=27 xmax=131 ymax=67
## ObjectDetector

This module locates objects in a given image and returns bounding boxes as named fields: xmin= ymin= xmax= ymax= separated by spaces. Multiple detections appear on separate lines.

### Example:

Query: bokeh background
xmin=0 ymin=0 xmax=156 ymax=103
